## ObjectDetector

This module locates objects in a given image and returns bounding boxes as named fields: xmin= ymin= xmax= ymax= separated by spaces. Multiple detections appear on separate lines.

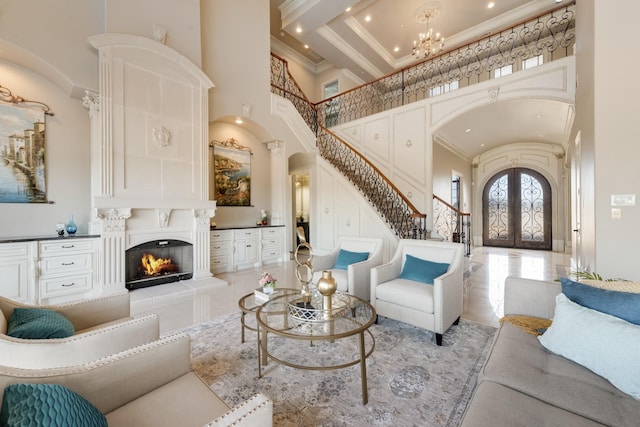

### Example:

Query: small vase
xmin=66 ymin=214 xmax=78 ymax=235
xmin=262 ymin=219 xmax=268 ymax=226
xmin=317 ymin=270 xmax=337 ymax=315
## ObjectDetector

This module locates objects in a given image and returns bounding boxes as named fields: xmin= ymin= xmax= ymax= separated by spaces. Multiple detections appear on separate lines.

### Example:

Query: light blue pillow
xmin=333 ymin=249 xmax=369 ymax=270
xmin=538 ymin=294 xmax=640 ymax=399
xmin=0 ymin=383 xmax=108 ymax=427
xmin=561 ymin=277 xmax=640 ymax=325
xmin=399 ymin=254 xmax=450 ymax=285
xmin=7 ymin=308 xmax=75 ymax=339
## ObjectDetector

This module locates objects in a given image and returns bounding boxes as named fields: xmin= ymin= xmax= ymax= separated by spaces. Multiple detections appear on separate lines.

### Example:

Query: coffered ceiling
xmin=270 ymin=0 xmax=573 ymax=159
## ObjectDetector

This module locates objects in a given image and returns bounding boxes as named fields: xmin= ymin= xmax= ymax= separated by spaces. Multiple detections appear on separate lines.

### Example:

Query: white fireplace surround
xmin=86 ymin=34 xmax=216 ymax=295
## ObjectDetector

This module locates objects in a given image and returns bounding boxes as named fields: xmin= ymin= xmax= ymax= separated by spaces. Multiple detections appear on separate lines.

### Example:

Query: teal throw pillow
xmin=333 ymin=249 xmax=370 ymax=270
xmin=399 ymin=254 xmax=450 ymax=285
xmin=0 ymin=383 xmax=107 ymax=427
xmin=561 ymin=277 xmax=640 ymax=325
xmin=539 ymin=294 xmax=640 ymax=399
xmin=7 ymin=308 xmax=75 ymax=339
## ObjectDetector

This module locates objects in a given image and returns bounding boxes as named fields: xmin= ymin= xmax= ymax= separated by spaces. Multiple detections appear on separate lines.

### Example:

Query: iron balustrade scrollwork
xmin=318 ymin=128 xmax=427 ymax=239
xmin=315 ymin=1 xmax=575 ymax=127
xmin=433 ymin=195 xmax=471 ymax=256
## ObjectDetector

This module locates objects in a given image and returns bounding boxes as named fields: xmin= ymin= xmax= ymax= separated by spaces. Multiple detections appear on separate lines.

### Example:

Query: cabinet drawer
xmin=210 ymin=239 xmax=232 ymax=254
xmin=261 ymin=237 xmax=281 ymax=249
xmin=261 ymin=228 xmax=283 ymax=238
xmin=211 ymin=254 xmax=233 ymax=273
xmin=211 ymin=229 xmax=233 ymax=240
xmin=235 ymin=229 xmax=259 ymax=239
xmin=40 ymin=273 xmax=92 ymax=298
xmin=40 ymin=239 xmax=95 ymax=256
xmin=261 ymin=248 xmax=282 ymax=261
xmin=40 ymin=254 xmax=93 ymax=275
xmin=0 ymin=242 xmax=31 ymax=258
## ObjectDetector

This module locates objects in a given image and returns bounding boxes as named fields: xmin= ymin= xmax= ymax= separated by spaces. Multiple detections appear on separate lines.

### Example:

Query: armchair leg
xmin=453 ymin=316 xmax=460 ymax=326
xmin=374 ymin=314 xmax=379 ymax=324
xmin=435 ymin=333 xmax=443 ymax=346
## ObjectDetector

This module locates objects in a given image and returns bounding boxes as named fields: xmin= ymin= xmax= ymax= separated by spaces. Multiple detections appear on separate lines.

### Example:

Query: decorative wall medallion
xmin=153 ymin=126 xmax=171 ymax=147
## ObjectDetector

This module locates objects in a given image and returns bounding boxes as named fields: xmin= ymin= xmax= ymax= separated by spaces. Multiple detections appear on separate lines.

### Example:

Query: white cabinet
xmin=0 ymin=237 xmax=99 ymax=305
xmin=210 ymin=230 xmax=234 ymax=274
xmin=0 ymin=242 xmax=34 ymax=303
xmin=261 ymin=227 xmax=284 ymax=264
xmin=210 ymin=227 xmax=285 ymax=274
xmin=234 ymin=229 xmax=260 ymax=269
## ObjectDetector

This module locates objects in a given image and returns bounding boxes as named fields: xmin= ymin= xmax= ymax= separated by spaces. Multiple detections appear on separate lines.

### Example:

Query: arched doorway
xmin=482 ymin=168 xmax=552 ymax=250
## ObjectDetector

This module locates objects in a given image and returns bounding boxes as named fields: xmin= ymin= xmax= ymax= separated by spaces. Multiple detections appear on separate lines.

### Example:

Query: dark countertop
xmin=0 ymin=234 xmax=100 ymax=244
xmin=211 ymin=224 xmax=285 ymax=231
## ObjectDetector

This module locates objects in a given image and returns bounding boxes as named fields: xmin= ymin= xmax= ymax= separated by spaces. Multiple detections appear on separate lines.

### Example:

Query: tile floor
xmin=130 ymin=246 xmax=572 ymax=335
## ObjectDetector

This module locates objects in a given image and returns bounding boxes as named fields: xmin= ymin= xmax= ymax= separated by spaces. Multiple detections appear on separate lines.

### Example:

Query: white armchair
xmin=312 ymin=237 xmax=384 ymax=301
xmin=371 ymin=239 xmax=464 ymax=345
xmin=0 ymin=292 xmax=160 ymax=369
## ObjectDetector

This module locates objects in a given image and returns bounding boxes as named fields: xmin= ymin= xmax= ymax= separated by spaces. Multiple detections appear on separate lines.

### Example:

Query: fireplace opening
xmin=125 ymin=239 xmax=193 ymax=290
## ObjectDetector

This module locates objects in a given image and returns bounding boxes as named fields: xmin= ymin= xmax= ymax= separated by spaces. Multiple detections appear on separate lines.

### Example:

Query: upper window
xmin=494 ymin=64 xmax=513 ymax=78
xmin=323 ymin=80 xmax=339 ymax=100
xmin=522 ymin=55 xmax=544 ymax=70
xmin=429 ymin=80 xmax=459 ymax=97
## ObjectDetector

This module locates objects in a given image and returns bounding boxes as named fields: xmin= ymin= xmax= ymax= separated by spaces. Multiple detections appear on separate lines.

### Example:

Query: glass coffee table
xmin=255 ymin=291 xmax=376 ymax=404
xmin=237 ymin=288 xmax=300 ymax=343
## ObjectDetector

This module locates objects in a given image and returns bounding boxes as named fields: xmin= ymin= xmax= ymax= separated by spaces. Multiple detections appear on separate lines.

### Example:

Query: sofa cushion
xmin=399 ymin=254 xmax=449 ymax=285
xmin=374 ymin=278 xmax=434 ymax=313
xmin=0 ymin=383 xmax=107 ymax=427
xmin=333 ymin=249 xmax=369 ymax=270
xmin=105 ymin=372 xmax=229 ymax=427
xmin=6 ymin=308 xmax=75 ymax=339
xmin=479 ymin=322 xmax=640 ymax=426
xmin=539 ymin=293 xmax=640 ymax=399
xmin=460 ymin=381 xmax=606 ymax=427
xmin=561 ymin=277 xmax=640 ymax=325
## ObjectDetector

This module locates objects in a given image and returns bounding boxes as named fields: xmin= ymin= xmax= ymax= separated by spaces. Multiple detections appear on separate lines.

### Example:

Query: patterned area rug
xmin=185 ymin=312 xmax=496 ymax=426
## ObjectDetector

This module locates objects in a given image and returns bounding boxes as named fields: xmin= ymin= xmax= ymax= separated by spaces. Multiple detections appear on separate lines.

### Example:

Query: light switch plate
xmin=611 ymin=208 xmax=622 ymax=219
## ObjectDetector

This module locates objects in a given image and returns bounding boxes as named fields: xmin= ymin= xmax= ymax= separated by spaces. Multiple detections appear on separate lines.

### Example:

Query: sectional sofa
xmin=460 ymin=276 xmax=640 ymax=426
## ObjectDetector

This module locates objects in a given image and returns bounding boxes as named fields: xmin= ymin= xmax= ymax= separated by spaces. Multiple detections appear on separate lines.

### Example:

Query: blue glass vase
xmin=66 ymin=214 xmax=78 ymax=235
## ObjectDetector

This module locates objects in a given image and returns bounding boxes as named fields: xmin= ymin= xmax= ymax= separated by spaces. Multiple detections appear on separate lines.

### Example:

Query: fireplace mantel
xmin=88 ymin=33 xmax=216 ymax=294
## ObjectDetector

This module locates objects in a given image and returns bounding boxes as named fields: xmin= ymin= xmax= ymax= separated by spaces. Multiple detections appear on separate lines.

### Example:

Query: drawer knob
xmin=62 ymin=245 xmax=75 ymax=249
xmin=61 ymin=283 xmax=76 ymax=287
xmin=61 ymin=262 xmax=75 ymax=266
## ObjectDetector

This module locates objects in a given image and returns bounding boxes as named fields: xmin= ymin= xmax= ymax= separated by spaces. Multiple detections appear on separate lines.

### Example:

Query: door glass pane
xmin=520 ymin=173 xmax=544 ymax=242
xmin=487 ymin=174 xmax=509 ymax=240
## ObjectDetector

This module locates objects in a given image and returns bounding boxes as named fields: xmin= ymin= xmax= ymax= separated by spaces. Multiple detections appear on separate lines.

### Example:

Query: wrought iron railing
xmin=315 ymin=1 xmax=575 ymax=127
xmin=433 ymin=195 xmax=471 ymax=256
xmin=318 ymin=127 xmax=427 ymax=239
xmin=270 ymin=52 xmax=318 ymax=135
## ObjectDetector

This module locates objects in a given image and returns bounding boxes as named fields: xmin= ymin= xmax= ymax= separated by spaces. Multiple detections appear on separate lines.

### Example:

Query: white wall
xmin=572 ymin=0 xmax=640 ymax=280
xmin=0 ymin=61 xmax=92 ymax=237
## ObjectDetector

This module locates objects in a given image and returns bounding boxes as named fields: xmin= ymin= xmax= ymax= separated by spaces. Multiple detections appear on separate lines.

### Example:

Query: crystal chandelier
xmin=412 ymin=2 xmax=445 ymax=60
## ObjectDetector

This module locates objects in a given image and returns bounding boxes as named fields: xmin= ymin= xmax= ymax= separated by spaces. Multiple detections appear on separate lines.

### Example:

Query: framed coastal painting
xmin=210 ymin=138 xmax=253 ymax=206
xmin=0 ymin=102 xmax=48 ymax=203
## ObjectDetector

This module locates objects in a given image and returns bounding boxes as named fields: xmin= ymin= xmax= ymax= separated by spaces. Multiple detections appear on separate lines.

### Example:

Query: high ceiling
xmin=270 ymin=0 xmax=573 ymax=159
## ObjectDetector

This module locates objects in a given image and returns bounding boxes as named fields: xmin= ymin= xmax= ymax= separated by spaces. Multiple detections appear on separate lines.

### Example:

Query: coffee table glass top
xmin=256 ymin=291 xmax=375 ymax=339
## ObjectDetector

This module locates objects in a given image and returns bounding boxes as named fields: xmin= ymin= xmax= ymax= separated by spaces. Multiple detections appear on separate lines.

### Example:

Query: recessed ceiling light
xmin=480 ymin=143 xmax=485 ymax=147
xmin=465 ymin=128 xmax=471 ymax=133
xmin=488 ymin=2 xmax=495 ymax=8
xmin=296 ymin=26 xmax=302 ymax=33
xmin=304 ymin=44 xmax=309 ymax=49
xmin=538 ymin=134 xmax=545 ymax=138
xmin=235 ymin=117 xmax=243 ymax=124
xmin=345 ymin=7 xmax=351 ymax=12
xmin=365 ymin=15 xmax=371 ymax=22
xmin=394 ymin=46 xmax=400 ymax=52
xmin=536 ymin=114 xmax=543 ymax=118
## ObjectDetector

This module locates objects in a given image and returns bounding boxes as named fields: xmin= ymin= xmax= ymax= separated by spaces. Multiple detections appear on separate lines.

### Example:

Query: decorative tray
xmin=287 ymin=292 xmax=351 ymax=324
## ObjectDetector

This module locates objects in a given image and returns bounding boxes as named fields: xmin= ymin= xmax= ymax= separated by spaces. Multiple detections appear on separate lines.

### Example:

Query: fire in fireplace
xmin=125 ymin=239 xmax=193 ymax=290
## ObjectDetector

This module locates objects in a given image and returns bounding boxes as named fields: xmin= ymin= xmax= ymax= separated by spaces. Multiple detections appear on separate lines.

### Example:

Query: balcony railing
xmin=269 ymin=1 xmax=574 ymax=242
xmin=315 ymin=1 xmax=575 ymax=127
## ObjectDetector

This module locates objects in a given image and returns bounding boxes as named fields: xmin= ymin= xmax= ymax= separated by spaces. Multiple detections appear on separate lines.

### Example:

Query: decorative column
xmin=265 ymin=140 xmax=286 ymax=226
xmin=192 ymin=208 xmax=216 ymax=279
xmin=95 ymin=208 xmax=131 ymax=294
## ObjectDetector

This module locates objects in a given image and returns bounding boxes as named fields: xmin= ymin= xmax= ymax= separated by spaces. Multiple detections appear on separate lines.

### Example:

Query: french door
xmin=482 ymin=168 xmax=551 ymax=250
